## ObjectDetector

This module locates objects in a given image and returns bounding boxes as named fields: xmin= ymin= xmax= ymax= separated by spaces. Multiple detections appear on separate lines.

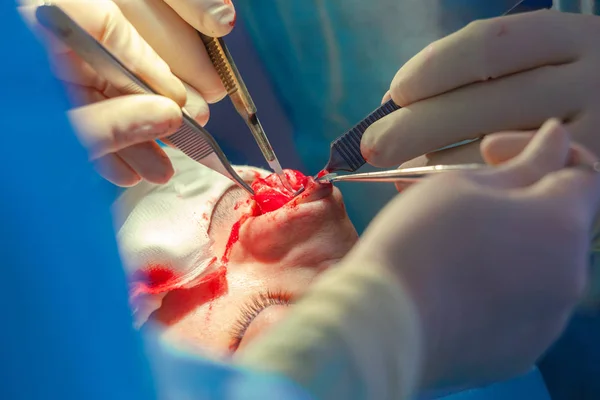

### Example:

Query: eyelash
xmin=229 ymin=290 xmax=292 ymax=352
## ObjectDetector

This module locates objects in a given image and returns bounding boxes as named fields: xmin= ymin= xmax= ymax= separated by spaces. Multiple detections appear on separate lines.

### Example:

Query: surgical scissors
xmin=36 ymin=4 xmax=255 ymax=196
xmin=198 ymin=33 xmax=293 ymax=191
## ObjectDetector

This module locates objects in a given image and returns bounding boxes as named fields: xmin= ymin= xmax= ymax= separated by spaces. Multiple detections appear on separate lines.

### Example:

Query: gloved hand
xmin=352 ymin=118 xmax=600 ymax=390
xmin=19 ymin=0 xmax=236 ymax=186
xmin=481 ymin=129 xmax=600 ymax=311
xmin=361 ymin=10 xmax=600 ymax=170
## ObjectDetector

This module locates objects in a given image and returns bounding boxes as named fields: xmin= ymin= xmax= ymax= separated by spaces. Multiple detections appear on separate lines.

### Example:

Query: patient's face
xmin=151 ymin=169 xmax=358 ymax=357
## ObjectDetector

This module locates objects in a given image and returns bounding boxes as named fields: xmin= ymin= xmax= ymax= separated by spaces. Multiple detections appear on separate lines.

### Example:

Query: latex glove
xmin=352 ymin=118 xmax=600 ymax=390
xmin=481 ymin=130 xmax=600 ymax=311
xmin=361 ymin=10 xmax=600 ymax=169
xmin=394 ymin=127 xmax=599 ymax=192
xmin=19 ymin=0 xmax=236 ymax=186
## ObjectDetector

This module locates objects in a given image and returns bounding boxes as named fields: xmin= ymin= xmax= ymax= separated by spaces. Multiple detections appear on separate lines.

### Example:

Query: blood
xmin=222 ymin=220 xmax=241 ymax=263
xmin=221 ymin=169 xmax=325 ymax=264
xmin=251 ymin=169 xmax=309 ymax=214
xmin=221 ymin=202 xmax=260 ymax=263
xmin=317 ymin=169 xmax=329 ymax=179
xmin=153 ymin=262 xmax=229 ymax=325
xmin=131 ymin=265 xmax=178 ymax=296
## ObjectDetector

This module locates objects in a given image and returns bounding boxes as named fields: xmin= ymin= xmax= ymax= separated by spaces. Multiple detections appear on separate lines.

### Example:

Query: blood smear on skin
xmin=153 ymin=262 xmax=229 ymax=325
xmin=221 ymin=201 xmax=261 ymax=263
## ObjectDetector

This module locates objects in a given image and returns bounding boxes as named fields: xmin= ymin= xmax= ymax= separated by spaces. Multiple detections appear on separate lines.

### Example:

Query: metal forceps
xmin=35 ymin=4 xmax=255 ymax=195
xmin=198 ymin=33 xmax=293 ymax=190
xmin=319 ymin=162 xmax=600 ymax=184
xmin=318 ymin=164 xmax=487 ymax=184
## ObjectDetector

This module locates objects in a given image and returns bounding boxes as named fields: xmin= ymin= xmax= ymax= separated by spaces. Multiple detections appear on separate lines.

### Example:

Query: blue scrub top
xmin=0 ymin=4 xmax=308 ymax=400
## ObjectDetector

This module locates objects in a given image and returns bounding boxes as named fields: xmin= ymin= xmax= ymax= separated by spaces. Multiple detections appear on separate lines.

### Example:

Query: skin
xmin=150 ymin=181 xmax=358 ymax=358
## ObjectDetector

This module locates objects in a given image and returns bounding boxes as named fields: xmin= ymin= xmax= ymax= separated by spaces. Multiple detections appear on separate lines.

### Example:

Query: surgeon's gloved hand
xmin=353 ymin=119 xmax=600 ymax=390
xmin=361 ymin=10 xmax=600 ymax=170
xmin=18 ymin=0 xmax=236 ymax=186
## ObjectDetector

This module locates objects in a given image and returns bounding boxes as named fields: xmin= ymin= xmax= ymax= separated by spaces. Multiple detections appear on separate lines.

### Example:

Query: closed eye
xmin=228 ymin=290 xmax=292 ymax=352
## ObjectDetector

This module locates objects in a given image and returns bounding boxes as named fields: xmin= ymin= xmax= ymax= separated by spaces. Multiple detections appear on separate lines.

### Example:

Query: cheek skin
xmin=152 ymin=265 xmax=227 ymax=326
xmin=157 ymin=266 xmax=319 ymax=357
xmin=158 ymin=289 xmax=250 ymax=358
xmin=154 ymin=274 xmax=265 ymax=357
xmin=159 ymin=301 xmax=227 ymax=357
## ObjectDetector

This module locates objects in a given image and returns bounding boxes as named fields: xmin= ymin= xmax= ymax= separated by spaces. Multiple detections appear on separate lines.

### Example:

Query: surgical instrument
xmin=317 ymin=164 xmax=487 ymax=184
xmin=198 ymin=33 xmax=293 ymax=191
xmin=35 ymin=5 xmax=255 ymax=196
xmin=322 ymin=99 xmax=401 ymax=176
xmin=316 ymin=0 xmax=550 ymax=179
xmin=318 ymin=161 xmax=600 ymax=184
xmin=290 ymin=99 xmax=400 ymax=197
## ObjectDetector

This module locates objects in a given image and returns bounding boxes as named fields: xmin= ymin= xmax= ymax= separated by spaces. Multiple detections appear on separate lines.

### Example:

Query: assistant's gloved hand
xmin=361 ymin=10 xmax=600 ymax=169
xmin=19 ymin=0 xmax=236 ymax=186
xmin=353 ymin=118 xmax=600 ymax=390
xmin=480 ymin=130 xmax=600 ymax=311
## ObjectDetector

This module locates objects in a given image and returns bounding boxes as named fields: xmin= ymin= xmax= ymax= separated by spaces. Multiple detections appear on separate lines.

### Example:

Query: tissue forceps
xmin=198 ymin=33 xmax=293 ymax=191
xmin=36 ymin=4 xmax=255 ymax=196
xmin=318 ymin=161 xmax=600 ymax=184
xmin=317 ymin=164 xmax=487 ymax=184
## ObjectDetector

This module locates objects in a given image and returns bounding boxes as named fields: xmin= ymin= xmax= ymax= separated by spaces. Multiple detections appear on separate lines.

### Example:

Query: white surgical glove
xmin=19 ymin=0 xmax=237 ymax=186
xmin=362 ymin=10 xmax=600 ymax=168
